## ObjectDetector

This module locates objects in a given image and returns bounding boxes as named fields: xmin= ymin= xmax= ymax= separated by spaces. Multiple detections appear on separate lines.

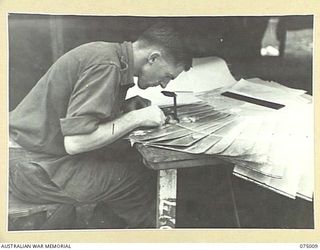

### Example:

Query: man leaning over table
xmin=9 ymin=22 xmax=193 ymax=229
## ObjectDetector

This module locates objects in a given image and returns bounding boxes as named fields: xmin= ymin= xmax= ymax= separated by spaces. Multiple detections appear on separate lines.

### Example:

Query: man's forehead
xmin=159 ymin=54 xmax=185 ymax=76
xmin=161 ymin=55 xmax=183 ymax=68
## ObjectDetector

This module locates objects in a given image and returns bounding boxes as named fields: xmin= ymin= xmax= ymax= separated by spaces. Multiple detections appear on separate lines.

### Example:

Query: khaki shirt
xmin=10 ymin=41 xmax=134 ymax=155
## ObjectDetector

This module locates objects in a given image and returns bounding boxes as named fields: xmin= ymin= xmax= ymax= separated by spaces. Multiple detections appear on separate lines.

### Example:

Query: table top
xmin=135 ymin=143 xmax=227 ymax=170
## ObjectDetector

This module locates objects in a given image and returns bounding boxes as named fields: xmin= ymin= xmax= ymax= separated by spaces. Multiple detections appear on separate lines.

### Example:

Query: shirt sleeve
xmin=60 ymin=63 xmax=120 ymax=136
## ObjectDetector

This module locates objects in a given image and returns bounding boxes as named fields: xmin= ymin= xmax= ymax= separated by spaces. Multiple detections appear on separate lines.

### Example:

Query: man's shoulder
xmin=68 ymin=42 xmax=122 ymax=68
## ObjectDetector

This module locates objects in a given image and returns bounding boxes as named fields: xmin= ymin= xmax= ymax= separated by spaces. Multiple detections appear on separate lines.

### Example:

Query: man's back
xmin=10 ymin=42 xmax=129 ymax=155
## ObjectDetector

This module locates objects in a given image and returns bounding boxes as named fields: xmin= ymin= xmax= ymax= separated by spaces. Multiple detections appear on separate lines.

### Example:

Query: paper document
xmin=128 ymin=58 xmax=314 ymax=201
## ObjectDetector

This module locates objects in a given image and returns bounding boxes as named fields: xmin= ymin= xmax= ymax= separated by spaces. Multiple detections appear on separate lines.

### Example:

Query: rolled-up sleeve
xmin=60 ymin=63 xmax=120 ymax=136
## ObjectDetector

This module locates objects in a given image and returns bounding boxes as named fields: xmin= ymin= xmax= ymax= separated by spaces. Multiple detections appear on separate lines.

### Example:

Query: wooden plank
xmin=9 ymin=195 xmax=59 ymax=219
xmin=157 ymin=169 xmax=177 ymax=229
xmin=143 ymin=157 xmax=226 ymax=170
xmin=136 ymin=143 xmax=214 ymax=163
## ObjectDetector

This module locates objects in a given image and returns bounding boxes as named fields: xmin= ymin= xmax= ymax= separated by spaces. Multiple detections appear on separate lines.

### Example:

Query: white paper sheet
xmin=127 ymin=56 xmax=314 ymax=201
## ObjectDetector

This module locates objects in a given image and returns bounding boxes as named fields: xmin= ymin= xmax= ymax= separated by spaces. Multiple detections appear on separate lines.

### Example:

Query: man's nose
xmin=160 ymin=80 xmax=169 ymax=89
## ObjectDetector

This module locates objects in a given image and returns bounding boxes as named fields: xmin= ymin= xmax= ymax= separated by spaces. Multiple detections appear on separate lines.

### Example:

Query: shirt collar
xmin=119 ymin=41 xmax=135 ymax=87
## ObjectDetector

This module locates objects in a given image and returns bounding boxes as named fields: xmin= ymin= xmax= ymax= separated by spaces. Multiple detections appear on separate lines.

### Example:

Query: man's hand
xmin=123 ymin=95 xmax=151 ymax=113
xmin=134 ymin=105 xmax=166 ymax=127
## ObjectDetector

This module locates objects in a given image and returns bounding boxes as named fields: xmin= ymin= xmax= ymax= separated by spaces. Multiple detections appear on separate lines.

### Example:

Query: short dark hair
xmin=137 ymin=22 xmax=192 ymax=71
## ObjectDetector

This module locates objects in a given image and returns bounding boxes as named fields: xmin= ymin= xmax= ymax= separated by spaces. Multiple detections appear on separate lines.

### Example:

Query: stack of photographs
xmin=129 ymin=78 xmax=313 ymax=201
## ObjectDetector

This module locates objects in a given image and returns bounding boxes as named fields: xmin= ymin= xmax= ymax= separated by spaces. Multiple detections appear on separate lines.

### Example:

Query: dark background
xmin=9 ymin=14 xmax=313 ymax=110
xmin=8 ymin=14 xmax=268 ymax=110
xmin=8 ymin=14 xmax=314 ymax=228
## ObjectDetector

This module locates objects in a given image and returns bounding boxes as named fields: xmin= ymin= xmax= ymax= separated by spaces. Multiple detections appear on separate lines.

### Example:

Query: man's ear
xmin=147 ymin=51 xmax=161 ymax=64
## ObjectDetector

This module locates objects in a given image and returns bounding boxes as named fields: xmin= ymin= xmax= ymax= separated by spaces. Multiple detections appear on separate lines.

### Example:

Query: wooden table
xmin=136 ymin=142 xmax=315 ymax=229
xmin=135 ymin=144 xmax=237 ymax=229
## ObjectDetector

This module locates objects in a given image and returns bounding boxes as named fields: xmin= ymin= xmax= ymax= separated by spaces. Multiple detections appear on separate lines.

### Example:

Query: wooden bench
xmin=8 ymin=194 xmax=60 ymax=230
xmin=9 ymin=194 xmax=100 ymax=230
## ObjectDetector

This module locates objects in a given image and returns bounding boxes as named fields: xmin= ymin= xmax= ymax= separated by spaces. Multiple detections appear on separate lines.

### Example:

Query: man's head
xmin=132 ymin=22 xmax=192 ymax=90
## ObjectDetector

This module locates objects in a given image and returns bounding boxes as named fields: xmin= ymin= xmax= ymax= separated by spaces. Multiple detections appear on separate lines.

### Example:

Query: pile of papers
xmin=129 ymin=78 xmax=313 ymax=201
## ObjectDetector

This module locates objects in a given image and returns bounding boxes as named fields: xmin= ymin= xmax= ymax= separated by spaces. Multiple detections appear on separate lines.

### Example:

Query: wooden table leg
xmin=156 ymin=169 xmax=177 ymax=229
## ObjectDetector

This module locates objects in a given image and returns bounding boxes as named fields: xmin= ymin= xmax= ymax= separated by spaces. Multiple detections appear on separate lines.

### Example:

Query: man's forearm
xmin=64 ymin=110 xmax=142 ymax=155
